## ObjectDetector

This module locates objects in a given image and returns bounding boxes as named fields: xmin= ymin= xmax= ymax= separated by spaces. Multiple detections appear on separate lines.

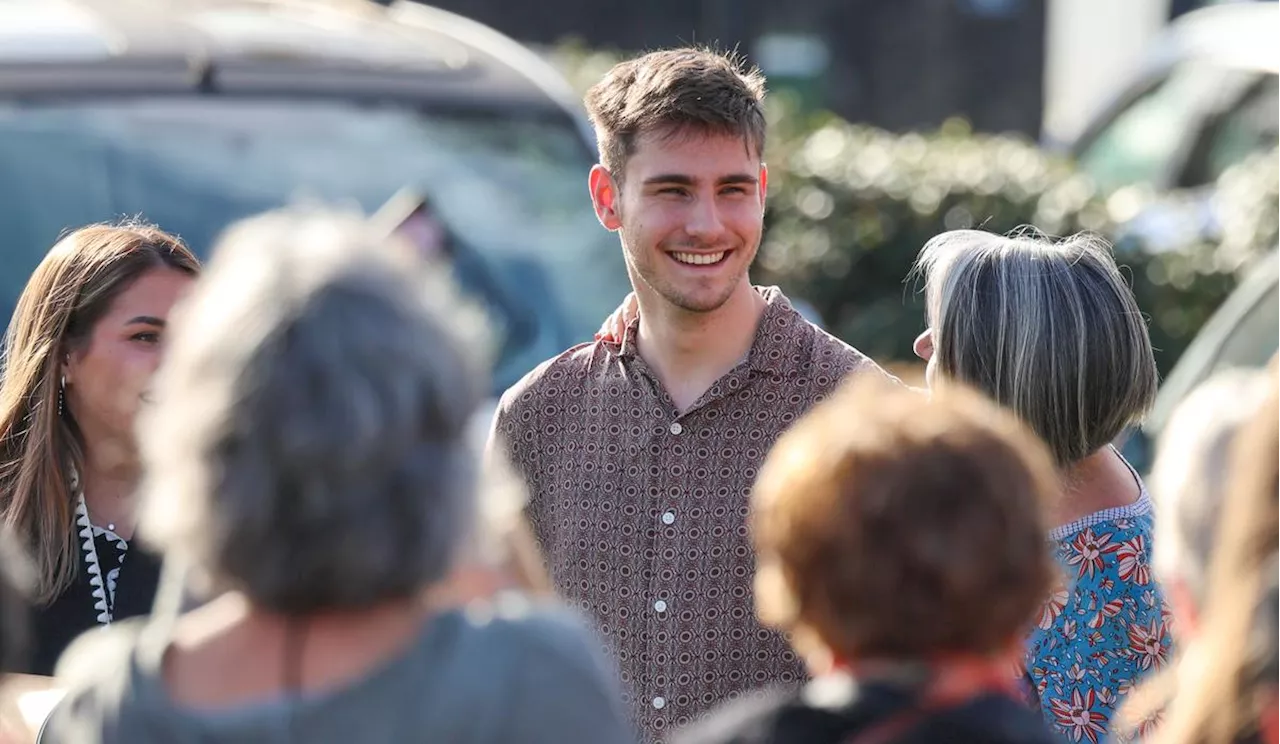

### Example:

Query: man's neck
xmin=634 ymin=282 xmax=766 ymax=413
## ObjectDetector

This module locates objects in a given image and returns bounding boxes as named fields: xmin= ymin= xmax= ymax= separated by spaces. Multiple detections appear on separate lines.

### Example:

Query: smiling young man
xmin=489 ymin=48 xmax=890 ymax=741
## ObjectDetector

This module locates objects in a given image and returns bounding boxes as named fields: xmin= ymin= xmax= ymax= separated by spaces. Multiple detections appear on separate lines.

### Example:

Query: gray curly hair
xmin=137 ymin=208 xmax=488 ymax=613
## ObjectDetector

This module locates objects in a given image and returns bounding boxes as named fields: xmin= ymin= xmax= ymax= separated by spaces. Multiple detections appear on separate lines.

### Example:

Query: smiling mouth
xmin=670 ymin=251 xmax=728 ymax=266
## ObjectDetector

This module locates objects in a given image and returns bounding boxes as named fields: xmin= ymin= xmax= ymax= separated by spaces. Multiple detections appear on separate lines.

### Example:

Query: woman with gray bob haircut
xmin=40 ymin=209 xmax=636 ymax=744
xmin=910 ymin=229 xmax=1168 ymax=742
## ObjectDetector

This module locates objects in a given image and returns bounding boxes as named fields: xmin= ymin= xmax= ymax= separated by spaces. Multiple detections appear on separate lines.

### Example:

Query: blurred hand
xmin=594 ymin=293 xmax=638 ymax=344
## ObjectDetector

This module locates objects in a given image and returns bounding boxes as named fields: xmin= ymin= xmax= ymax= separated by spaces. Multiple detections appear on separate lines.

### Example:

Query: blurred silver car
xmin=0 ymin=0 xmax=630 ymax=396
xmin=1070 ymin=2 xmax=1277 ymax=194
xmin=1118 ymin=248 xmax=1278 ymax=474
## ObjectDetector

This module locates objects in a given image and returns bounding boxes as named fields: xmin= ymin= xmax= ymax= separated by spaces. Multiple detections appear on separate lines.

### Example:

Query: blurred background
xmin=0 ymin=0 xmax=1275 ymax=473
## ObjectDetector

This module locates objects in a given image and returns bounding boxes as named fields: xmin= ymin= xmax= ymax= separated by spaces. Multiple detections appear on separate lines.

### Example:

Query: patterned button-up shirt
xmin=492 ymin=287 xmax=888 ymax=741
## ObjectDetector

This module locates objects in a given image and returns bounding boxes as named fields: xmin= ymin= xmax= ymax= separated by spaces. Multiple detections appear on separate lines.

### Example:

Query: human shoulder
xmin=760 ymin=289 xmax=896 ymax=388
xmin=803 ymin=322 xmax=889 ymax=380
xmin=41 ymin=619 xmax=151 ymax=744
xmin=452 ymin=594 xmax=610 ymax=676
xmin=494 ymin=342 xmax=610 ymax=419
xmin=912 ymin=694 xmax=1057 ymax=744
xmin=447 ymin=594 xmax=634 ymax=744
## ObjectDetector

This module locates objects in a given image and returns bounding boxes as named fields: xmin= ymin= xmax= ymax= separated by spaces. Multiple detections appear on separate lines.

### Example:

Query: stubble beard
xmin=622 ymin=236 xmax=753 ymax=315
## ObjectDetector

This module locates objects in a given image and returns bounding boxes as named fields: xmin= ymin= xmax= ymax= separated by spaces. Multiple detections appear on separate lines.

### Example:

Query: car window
xmin=1184 ymin=72 xmax=1279 ymax=187
xmin=1076 ymin=61 xmax=1256 ymax=192
xmin=1212 ymin=278 xmax=1279 ymax=374
xmin=0 ymin=98 xmax=630 ymax=394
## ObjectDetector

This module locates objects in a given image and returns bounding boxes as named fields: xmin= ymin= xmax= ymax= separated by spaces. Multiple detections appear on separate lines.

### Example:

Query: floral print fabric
xmin=1024 ymin=489 xmax=1174 ymax=743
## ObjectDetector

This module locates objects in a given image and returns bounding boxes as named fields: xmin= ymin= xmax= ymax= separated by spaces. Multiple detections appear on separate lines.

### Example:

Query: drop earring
xmin=58 ymin=375 xmax=65 ymax=417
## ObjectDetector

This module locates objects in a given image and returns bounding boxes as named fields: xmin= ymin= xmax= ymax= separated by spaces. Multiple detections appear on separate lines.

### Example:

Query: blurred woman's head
xmin=137 ymin=209 xmax=488 ymax=614
xmin=0 ymin=222 xmax=198 ymax=604
xmin=1144 ymin=365 xmax=1278 ymax=744
xmin=1150 ymin=369 xmax=1272 ymax=633
xmin=751 ymin=377 xmax=1058 ymax=669
xmin=911 ymin=229 xmax=1157 ymax=466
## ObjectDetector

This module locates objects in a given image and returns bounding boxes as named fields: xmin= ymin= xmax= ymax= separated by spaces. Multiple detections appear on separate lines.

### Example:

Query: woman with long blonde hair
xmin=0 ymin=222 xmax=199 ymax=674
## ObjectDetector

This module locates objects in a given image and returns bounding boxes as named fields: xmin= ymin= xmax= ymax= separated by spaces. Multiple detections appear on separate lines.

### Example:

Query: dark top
xmin=672 ymin=676 xmax=1057 ymax=744
xmin=28 ymin=530 xmax=161 ymax=675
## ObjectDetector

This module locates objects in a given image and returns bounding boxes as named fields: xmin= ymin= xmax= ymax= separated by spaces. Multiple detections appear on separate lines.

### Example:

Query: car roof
xmin=1148 ymin=2 xmax=1279 ymax=75
xmin=0 ymin=0 xmax=589 ymax=125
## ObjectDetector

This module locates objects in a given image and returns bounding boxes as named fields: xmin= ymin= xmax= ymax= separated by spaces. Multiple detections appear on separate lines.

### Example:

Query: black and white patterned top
xmin=25 ymin=495 xmax=161 ymax=676
xmin=73 ymin=494 xmax=130 ymax=625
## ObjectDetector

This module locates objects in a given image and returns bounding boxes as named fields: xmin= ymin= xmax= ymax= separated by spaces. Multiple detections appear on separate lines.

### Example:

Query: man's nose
xmin=684 ymin=195 xmax=727 ymax=241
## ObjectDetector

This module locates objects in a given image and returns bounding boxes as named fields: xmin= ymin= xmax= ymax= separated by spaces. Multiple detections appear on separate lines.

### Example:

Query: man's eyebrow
xmin=642 ymin=174 xmax=696 ymax=186
xmin=641 ymin=173 xmax=759 ymax=186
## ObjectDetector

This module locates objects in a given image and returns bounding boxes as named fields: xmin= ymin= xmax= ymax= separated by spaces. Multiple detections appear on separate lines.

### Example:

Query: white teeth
xmin=672 ymin=252 xmax=726 ymax=265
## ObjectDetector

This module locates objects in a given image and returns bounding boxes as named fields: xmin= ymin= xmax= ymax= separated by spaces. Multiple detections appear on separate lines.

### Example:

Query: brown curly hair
xmin=752 ymin=376 xmax=1060 ymax=662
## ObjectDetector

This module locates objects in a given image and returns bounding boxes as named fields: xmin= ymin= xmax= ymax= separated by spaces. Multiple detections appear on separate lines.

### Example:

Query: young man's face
xmin=591 ymin=128 xmax=767 ymax=315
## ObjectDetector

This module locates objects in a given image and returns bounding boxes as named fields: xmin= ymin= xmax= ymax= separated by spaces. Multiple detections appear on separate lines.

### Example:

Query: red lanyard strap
xmin=842 ymin=657 xmax=1022 ymax=744
xmin=1259 ymin=696 xmax=1280 ymax=742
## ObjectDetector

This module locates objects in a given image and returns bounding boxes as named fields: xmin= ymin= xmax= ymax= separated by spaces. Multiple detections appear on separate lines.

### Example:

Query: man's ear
xmin=759 ymin=162 xmax=769 ymax=208
xmin=589 ymin=165 xmax=623 ymax=231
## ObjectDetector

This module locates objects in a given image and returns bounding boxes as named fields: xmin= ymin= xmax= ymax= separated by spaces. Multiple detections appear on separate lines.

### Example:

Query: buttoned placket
xmin=628 ymin=354 xmax=760 ymax=730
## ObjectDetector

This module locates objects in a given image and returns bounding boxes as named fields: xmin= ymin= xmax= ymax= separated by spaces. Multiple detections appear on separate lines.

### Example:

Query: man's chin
xmin=664 ymin=286 xmax=741 ymax=315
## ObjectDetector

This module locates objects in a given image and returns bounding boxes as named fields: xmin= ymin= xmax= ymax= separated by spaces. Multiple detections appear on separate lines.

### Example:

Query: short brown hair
xmin=752 ymin=377 xmax=1059 ymax=661
xmin=583 ymin=47 xmax=767 ymax=178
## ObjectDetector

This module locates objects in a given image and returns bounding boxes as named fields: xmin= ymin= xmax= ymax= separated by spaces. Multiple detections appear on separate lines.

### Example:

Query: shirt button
xmin=654 ymin=600 xmax=668 ymax=613
xmin=661 ymin=510 xmax=676 ymax=525
xmin=652 ymin=697 xmax=666 ymax=709
xmin=669 ymin=422 xmax=683 ymax=435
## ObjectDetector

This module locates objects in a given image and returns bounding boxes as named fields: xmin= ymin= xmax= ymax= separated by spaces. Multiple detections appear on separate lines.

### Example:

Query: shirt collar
xmin=611 ymin=286 xmax=802 ymax=377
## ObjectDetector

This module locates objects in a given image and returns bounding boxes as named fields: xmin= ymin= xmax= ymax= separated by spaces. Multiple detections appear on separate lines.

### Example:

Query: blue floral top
xmin=1023 ymin=486 xmax=1174 ymax=743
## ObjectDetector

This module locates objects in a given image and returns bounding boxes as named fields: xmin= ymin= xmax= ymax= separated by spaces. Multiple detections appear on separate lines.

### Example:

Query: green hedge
xmin=757 ymin=110 xmax=1099 ymax=366
xmin=548 ymin=46 xmax=1280 ymax=374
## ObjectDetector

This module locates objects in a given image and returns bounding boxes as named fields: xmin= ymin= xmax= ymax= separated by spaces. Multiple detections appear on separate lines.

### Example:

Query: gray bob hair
xmin=913 ymin=229 xmax=1158 ymax=465
xmin=137 ymin=208 xmax=488 ymax=613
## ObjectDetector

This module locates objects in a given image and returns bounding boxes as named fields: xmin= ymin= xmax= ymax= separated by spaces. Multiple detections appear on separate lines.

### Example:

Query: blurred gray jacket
xmin=39 ymin=595 xmax=636 ymax=744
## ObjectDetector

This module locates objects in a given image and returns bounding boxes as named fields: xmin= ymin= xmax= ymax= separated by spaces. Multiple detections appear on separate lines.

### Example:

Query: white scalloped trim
xmin=74 ymin=494 xmax=112 ymax=625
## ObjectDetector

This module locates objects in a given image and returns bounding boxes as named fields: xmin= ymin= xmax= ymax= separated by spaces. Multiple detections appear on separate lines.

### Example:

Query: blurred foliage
xmin=549 ymin=43 xmax=1280 ymax=374
xmin=757 ymin=103 xmax=1106 ymax=366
